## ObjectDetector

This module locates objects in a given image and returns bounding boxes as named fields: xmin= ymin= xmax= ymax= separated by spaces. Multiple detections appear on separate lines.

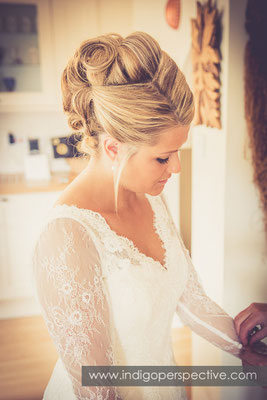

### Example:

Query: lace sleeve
xmin=159 ymin=193 xmax=244 ymax=359
xmin=175 ymin=240 xmax=244 ymax=358
xmin=32 ymin=217 xmax=121 ymax=400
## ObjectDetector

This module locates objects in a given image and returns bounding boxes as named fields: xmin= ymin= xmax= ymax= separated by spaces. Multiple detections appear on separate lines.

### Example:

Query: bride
xmin=32 ymin=31 xmax=265 ymax=400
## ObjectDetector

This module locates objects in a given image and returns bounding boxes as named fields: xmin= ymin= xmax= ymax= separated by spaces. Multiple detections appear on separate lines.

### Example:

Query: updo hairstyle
xmin=61 ymin=31 xmax=194 ymax=212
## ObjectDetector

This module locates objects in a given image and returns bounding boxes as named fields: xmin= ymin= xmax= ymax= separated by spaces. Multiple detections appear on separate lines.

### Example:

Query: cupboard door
xmin=0 ymin=196 xmax=10 ymax=299
xmin=0 ymin=192 xmax=59 ymax=300
xmin=0 ymin=0 xmax=56 ymax=112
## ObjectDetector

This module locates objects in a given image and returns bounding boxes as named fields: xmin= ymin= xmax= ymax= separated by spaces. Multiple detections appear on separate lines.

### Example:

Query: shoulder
xmin=35 ymin=215 xmax=89 ymax=249
xmin=53 ymin=186 xmax=92 ymax=210
xmin=33 ymin=212 xmax=102 ymax=269
xmin=53 ymin=175 xmax=102 ymax=213
xmin=38 ymin=182 xmax=97 ymax=246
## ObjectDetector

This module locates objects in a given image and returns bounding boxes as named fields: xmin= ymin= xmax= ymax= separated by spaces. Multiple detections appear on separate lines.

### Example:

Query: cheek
xmin=139 ymin=162 xmax=165 ymax=184
xmin=122 ymin=154 xmax=165 ymax=187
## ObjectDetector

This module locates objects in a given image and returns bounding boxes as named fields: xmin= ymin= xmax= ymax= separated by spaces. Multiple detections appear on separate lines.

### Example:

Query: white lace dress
xmin=32 ymin=192 xmax=243 ymax=400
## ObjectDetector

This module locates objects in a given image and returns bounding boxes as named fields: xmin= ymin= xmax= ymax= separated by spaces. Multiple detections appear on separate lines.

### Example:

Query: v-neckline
xmin=52 ymin=193 xmax=168 ymax=272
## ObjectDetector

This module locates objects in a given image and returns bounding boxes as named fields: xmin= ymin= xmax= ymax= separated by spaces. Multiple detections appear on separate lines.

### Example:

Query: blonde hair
xmin=61 ymin=31 xmax=194 ymax=213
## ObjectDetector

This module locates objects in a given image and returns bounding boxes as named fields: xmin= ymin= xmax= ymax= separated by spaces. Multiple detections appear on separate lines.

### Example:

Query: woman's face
xmin=120 ymin=124 xmax=190 ymax=196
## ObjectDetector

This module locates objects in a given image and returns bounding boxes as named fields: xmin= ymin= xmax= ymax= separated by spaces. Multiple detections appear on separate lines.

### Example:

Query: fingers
xmin=234 ymin=313 xmax=255 ymax=345
xmin=240 ymin=319 xmax=263 ymax=346
xmin=249 ymin=327 xmax=267 ymax=346
xmin=241 ymin=346 xmax=267 ymax=366
xmin=234 ymin=304 xmax=253 ymax=336
xmin=234 ymin=303 xmax=267 ymax=344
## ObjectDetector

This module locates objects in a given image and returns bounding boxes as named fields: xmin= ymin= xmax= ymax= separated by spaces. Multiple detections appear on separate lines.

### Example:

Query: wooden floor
xmin=0 ymin=316 xmax=192 ymax=400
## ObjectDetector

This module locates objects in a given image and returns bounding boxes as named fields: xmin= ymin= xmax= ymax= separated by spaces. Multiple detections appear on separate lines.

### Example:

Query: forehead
xmin=149 ymin=125 xmax=190 ymax=153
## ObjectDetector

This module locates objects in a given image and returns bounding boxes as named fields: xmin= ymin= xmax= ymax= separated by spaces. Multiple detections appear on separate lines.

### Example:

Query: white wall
xmin=189 ymin=1 xmax=228 ymax=398
xmin=191 ymin=0 xmax=267 ymax=399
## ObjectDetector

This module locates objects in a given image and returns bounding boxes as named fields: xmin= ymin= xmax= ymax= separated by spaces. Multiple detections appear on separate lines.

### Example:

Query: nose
xmin=167 ymin=152 xmax=181 ymax=174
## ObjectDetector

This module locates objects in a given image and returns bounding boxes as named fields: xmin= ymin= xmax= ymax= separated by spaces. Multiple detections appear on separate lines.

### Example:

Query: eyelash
xmin=156 ymin=157 xmax=169 ymax=164
xmin=156 ymin=150 xmax=182 ymax=164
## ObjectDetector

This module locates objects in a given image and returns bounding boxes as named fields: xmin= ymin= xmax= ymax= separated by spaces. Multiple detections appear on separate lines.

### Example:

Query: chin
xmin=146 ymin=186 xmax=164 ymax=196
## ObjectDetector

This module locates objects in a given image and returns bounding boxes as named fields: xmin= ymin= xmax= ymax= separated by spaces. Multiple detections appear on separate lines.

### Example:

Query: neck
xmin=75 ymin=156 xmax=141 ymax=215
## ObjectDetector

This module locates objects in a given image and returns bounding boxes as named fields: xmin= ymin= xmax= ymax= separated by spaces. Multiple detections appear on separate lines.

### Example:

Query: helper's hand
xmin=241 ymin=343 xmax=267 ymax=366
xmin=234 ymin=303 xmax=267 ymax=346
xmin=240 ymin=344 xmax=267 ymax=389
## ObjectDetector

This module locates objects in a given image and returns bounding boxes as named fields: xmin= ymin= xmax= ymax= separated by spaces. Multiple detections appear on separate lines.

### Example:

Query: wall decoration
xmin=244 ymin=0 xmax=267 ymax=233
xmin=191 ymin=0 xmax=222 ymax=129
xmin=165 ymin=0 xmax=181 ymax=30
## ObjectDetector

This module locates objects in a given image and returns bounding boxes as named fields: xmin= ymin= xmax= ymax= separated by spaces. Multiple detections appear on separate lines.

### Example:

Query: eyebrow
xmin=159 ymin=148 xmax=182 ymax=155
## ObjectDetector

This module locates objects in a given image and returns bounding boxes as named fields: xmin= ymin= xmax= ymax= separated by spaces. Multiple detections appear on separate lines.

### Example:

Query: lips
xmin=159 ymin=176 xmax=171 ymax=183
xmin=159 ymin=178 xmax=168 ymax=184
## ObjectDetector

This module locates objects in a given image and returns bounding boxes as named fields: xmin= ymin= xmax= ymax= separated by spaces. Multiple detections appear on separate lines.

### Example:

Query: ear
xmin=102 ymin=136 xmax=122 ymax=161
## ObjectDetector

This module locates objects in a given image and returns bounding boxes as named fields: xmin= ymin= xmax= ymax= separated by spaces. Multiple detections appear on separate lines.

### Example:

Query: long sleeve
xmin=32 ymin=217 xmax=121 ymax=400
xmin=159 ymin=193 xmax=244 ymax=359
xmin=175 ymin=240 xmax=244 ymax=358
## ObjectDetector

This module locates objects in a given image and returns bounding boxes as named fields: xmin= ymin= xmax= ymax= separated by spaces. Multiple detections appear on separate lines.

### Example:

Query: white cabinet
xmin=0 ymin=191 xmax=59 ymax=307
xmin=0 ymin=0 xmax=100 ymax=112
xmin=0 ymin=0 xmax=56 ymax=112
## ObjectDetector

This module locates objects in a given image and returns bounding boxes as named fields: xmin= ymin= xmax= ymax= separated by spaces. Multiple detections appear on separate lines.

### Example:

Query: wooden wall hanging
xmin=165 ymin=0 xmax=181 ymax=30
xmin=244 ymin=0 xmax=267 ymax=234
xmin=191 ymin=0 xmax=222 ymax=129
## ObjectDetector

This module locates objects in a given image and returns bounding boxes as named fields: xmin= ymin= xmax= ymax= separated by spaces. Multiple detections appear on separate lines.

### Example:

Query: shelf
xmin=0 ymin=63 xmax=40 ymax=68
xmin=0 ymin=172 xmax=77 ymax=195
xmin=0 ymin=31 xmax=37 ymax=36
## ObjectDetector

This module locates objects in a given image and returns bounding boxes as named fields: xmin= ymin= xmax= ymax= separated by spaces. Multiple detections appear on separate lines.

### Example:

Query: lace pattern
xmin=33 ymin=192 xmax=244 ymax=400
xmin=45 ymin=193 xmax=170 ymax=273
xmin=33 ymin=218 xmax=121 ymax=400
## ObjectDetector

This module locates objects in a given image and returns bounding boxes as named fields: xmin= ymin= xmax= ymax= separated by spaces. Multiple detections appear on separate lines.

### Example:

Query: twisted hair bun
xmin=61 ymin=31 xmax=194 ymax=157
